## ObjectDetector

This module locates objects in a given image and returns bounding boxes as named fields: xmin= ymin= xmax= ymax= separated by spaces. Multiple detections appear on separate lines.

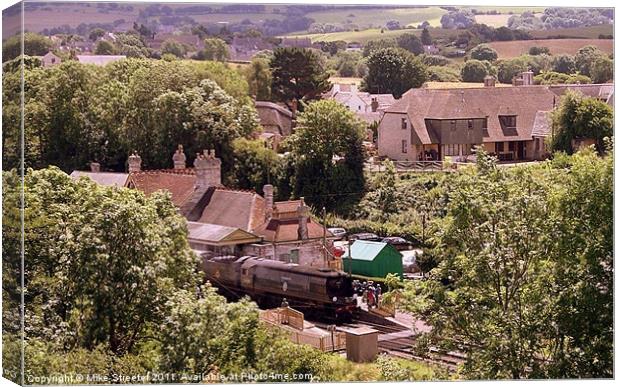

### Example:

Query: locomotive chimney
xmin=297 ymin=197 xmax=309 ymax=240
xmin=263 ymin=184 xmax=274 ymax=221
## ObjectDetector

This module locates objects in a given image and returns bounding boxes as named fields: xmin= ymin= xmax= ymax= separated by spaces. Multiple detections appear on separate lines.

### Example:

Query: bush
xmin=552 ymin=54 xmax=576 ymax=74
xmin=529 ymin=46 xmax=550 ymax=56
xmin=534 ymin=71 xmax=591 ymax=85
xmin=461 ymin=59 xmax=489 ymax=82
xmin=428 ymin=66 xmax=461 ymax=82
xmin=469 ymin=44 xmax=498 ymax=61
xmin=421 ymin=54 xmax=449 ymax=67
xmin=590 ymin=57 xmax=613 ymax=83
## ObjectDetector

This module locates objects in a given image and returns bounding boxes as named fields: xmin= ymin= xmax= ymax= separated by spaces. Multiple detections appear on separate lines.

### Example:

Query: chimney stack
xmin=263 ymin=184 xmax=274 ymax=220
xmin=484 ymin=75 xmax=496 ymax=87
xmin=350 ymin=83 xmax=357 ymax=93
xmin=371 ymin=97 xmax=379 ymax=112
xmin=172 ymin=144 xmax=186 ymax=169
xmin=297 ymin=197 xmax=309 ymax=240
xmin=90 ymin=162 xmax=100 ymax=172
xmin=128 ymin=152 xmax=142 ymax=173
xmin=193 ymin=149 xmax=221 ymax=189
xmin=522 ymin=70 xmax=534 ymax=86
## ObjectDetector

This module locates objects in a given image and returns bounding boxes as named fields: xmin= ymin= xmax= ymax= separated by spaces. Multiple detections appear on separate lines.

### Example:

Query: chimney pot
xmin=263 ymin=184 xmax=274 ymax=220
xmin=90 ymin=162 xmax=101 ymax=173
xmin=172 ymin=144 xmax=186 ymax=169
xmin=194 ymin=149 xmax=221 ymax=189
xmin=128 ymin=152 xmax=142 ymax=173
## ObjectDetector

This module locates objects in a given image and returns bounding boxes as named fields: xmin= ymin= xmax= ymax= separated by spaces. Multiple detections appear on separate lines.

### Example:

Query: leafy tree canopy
xmin=363 ymin=48 xmax=428 ymax=98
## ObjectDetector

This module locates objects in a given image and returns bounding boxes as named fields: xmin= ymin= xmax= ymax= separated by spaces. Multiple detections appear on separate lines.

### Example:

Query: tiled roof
xmin=548 ymin=83 xmax=614 ymax=100
xmin=129 ymin=169 xmax=197 ymax=207
xmin=385 ymin=86 xmax=556 ymax=144
xmin=70 ymin=171 xmax=129 ymax=187
xmin=274 ymin=200 xmax=302 ymax=217
xmin=253 ymin=217 xmax=331 ymax=243
xmin=531 ymin=111 xmax=553 ymax=138
xmin=187 ymin=221 xmax=261 ymax=244
xmin=180 ymin=186 xmax=265 ymax=232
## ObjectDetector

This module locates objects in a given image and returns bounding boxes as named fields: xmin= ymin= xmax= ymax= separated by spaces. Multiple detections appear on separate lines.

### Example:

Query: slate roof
xmin=344 ymin=240 xmax=388 ymax=261
xmin=384 ymin=86 xmax=557 ymax=144
xmin=531 ymin=111 xmax=553 ymax=138
xmin=128 ymin=169 xmax=197 ymax=207
xmin=76 ymin=55 xmax=126 ymax=66
xmin=252 ymin=217 xmax=331 ymax=243
xmin=548 ymin=83 xmax=614 ymax=100
xmin=70 ymin=171 xmax=129 ymax=187
xmin=181 ymin=186 xmax=265 ymax=232
xmin=187 ymin=221 xmax=261 ymax=244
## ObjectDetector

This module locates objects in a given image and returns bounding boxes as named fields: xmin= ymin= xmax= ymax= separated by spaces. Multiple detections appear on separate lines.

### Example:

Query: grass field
xmin=488 ymin=38 xmax=613 ymax=58
xmin=473 ymin=13 xmax=543 ymax=28
xmin=529 ymin=25 xmax=614 ymax=39
xmin=307 ymin=6 xmax=447 ymax=28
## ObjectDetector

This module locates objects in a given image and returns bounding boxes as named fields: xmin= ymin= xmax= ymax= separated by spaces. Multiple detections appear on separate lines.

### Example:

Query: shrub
xmin=428 ymin=66 xmax=461 ymax=82
xmin=469 ymin=44 xmax=498 ymax=61
xmin=461 ymin=59 xmax=489 ymax=82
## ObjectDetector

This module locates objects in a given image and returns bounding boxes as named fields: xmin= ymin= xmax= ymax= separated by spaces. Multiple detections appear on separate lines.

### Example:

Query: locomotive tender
xmin=201 ymin=255 xmax=357 ymax=320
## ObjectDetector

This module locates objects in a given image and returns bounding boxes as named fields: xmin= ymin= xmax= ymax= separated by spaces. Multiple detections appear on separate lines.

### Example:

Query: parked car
xmin=327 ymin=227 xmax=347 ymax=240
xmin=382 ymin=236 xmax=413 ymax=251
xmin=401 ymin=250 xmax=421 ymax=273
xmin=348 ymin=232 xmax=382 ymax=242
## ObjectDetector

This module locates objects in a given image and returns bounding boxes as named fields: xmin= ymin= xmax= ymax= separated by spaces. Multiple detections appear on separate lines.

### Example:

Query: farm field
xmin=460 ymin=6 xmax=546 ymax=14
xmin=488 ymin=38 xmax=613 ymax=58
xmin=529 ymin=24 xmax=614 ymax=39
xmin=306 ymin=6 xmax=447 ymax=28
xmin=473 ymin=12 xmax=542 ymax=28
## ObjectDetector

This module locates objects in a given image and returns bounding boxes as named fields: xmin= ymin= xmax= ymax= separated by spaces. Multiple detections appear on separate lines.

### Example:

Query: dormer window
xmin=401 ymin=118 xmax=407 ymax=129
xmin=500 ymin=115 xmax=517 ymax=128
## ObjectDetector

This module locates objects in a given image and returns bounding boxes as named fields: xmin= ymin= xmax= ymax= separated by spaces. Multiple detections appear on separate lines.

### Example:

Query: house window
xmin=467 ymin=119 xmax=473 ymax=129
xmin=442 ymin=144 xmax=459 ymax=156
xmin=462 ymin=144 xmax=473 ymax=155
xmin=500 ymin=115 xmax=517 ymax=128
xmin=508 ymin=142 xmax=516 ymax=151
xmin=535 ymin=138 xmax=540 ymax=151
xmin=401 ymin=140 xmax=408 ymax=153
xmin=289 ymin=249 xmax=299 ymax=264
xmin=401 ymin=118 xmax=408 ymax=129
xmin=450 ymin=120 xmax=457 ymax=131
xmin=358 ymin=105 xmax=361 ymax=110
xmin=495 ymin=142 xmax=504 ymax=153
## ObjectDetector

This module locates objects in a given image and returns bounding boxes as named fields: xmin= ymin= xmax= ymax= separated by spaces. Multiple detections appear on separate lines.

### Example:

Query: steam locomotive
xmin=201 ymin=255 xmax=358 ymax=321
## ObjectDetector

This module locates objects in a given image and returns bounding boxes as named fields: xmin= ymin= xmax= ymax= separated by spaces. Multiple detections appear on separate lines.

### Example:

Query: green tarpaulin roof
xmin=343 ymin=240 xmax=387 ymax=261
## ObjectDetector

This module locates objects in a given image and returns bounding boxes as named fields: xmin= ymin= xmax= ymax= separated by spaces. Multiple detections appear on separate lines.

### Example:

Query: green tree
xmin=161 ymin=39 xmax=187 ymax=58
xmin=202 ymin=37 xmax=229 ymax=61
xmin=461 ymin=59 xmax=489 ymax=82
xmin=420 ymin=28 xmax=432 ymax=45
xmin=550 ymin=90 xmax=613 ymax=154
xmin=534 ymin=71 xmax=591 ymax=85
xmin=574 ymin=45 xmax=605 ymax=77
xmin=229 ymin=138 xmax=280 ymax=192
xmin=402 ymin=148 xmax=613 ymax=378
xmin=551 ymin=54 xmax=576 ymax=74
xmin=396 ymin=33 xmax=424 ymax=55
xmin=2 ymin=32 xmax=53 ymax=61
xmin=375 ymin=159 xmax=398 ymax=218
xmin=88 ymin=28 xmax=106 ymax=41
xmin=362 ymin=38 xmax=397 ymax=57
xmin=590 ymin=56 xmax=613 ymax=83
xmin=363 ymin=48 xmax=427 ymax=98
xmin=270 ymin=47 xmax=330 ymax=111
xmin=528 ymin=46 xmax=550 ymax=56
xmin=470 ymin=44 xmax=498 ymax=61
xmin=285 ymin=100 xmax=366 ymax=212
xmin=94 ymin=40 xmax=116 ymax=55
xmin=245 ymin=57 xmax=272 ymax=100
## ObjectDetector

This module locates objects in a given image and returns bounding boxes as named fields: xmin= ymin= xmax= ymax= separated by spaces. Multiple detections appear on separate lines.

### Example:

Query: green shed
xmin=342 ymin=241 xmax=403 ymax=279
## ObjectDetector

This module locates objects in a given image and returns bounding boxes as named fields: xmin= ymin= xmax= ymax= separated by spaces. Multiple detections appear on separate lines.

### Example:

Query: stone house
xmin=41 ymin=51 xmax=61 ymax=67
xmin=254 ymin=101 xmax=293 ymax=149
xmin=71 ymin=147 xmax=336 ymax=268
xmin=325 ymin=83 xmax=396 ymax=126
